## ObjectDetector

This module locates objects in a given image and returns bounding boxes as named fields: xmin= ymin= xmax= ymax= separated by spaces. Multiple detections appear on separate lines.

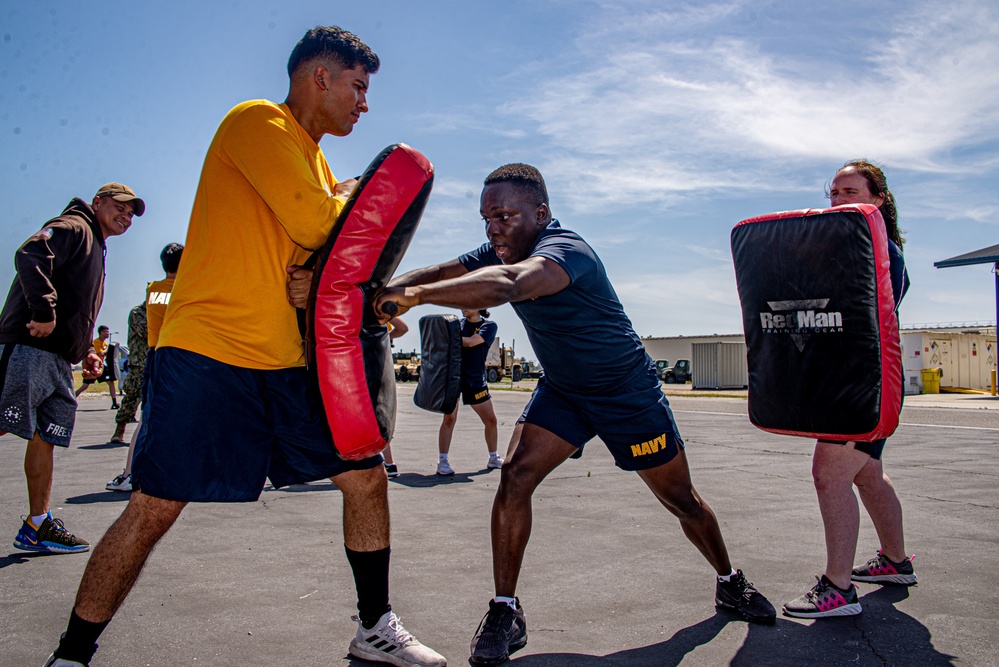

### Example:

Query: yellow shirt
xmin=145 ymin=277 xmax=175 ymax=349
xmin=93 ymin=338 xmax=108 ymax=359
xmin=157 ymin=100 xmax=346 ymax=369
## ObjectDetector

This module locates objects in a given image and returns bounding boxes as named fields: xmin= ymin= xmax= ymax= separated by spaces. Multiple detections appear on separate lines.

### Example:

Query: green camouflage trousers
xmin=116 ymin=303 xmax=148 ymax=425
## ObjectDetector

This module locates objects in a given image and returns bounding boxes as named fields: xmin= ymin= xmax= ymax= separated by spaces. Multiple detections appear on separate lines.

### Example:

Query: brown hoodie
xmin=0 ymin=198 xmax=107 ymax=364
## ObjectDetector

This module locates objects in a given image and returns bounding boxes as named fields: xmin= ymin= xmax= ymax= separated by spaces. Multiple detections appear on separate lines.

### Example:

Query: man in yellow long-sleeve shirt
xmin=45 ymin=26 xmax=446 ymax=667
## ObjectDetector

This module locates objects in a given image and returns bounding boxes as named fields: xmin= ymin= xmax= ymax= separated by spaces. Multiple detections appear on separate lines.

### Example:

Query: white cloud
xmin=494 ymin=0 xmax=999 ymax=204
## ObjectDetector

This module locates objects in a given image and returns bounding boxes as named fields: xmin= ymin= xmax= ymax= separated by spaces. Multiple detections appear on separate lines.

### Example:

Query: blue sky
xmin=2 ymin=0 xmax=997 ymax=361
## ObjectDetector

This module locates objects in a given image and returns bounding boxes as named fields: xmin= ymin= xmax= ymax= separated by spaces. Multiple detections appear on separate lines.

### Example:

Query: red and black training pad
xmin=730 ymin=204 xmax=902 ymax=441
xmin=414 ymin=314 xmax=462 ymax=414
xmin=306 ymin=144 xmax=434 ymax=460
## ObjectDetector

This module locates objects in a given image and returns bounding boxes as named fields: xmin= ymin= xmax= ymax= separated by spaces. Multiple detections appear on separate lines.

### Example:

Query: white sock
xmin=717 ymin=569 xmax=737 ymax=582
xmin=30 ymin=513 xmax=48 ymax=527
xmin=493 ymin=595 xmax=517 ymax=610
xmin=439 ymin=453 xmax=449 ymax=462
xmin=489 ymin=452 xmax=501 ymax=459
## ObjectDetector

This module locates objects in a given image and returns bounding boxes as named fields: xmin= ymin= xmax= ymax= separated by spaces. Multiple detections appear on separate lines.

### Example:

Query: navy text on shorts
xmin=518 ymin=357 xmax=684 ymax=471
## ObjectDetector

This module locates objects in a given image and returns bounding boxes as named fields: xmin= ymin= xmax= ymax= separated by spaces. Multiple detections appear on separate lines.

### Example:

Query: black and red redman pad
xmin=304 ymin=144 xmax=434 ymax=460
xmin=414 ymin=314 xmax=462 ymax=414
xmin=730 ymin=204 xmax=902 ymax=441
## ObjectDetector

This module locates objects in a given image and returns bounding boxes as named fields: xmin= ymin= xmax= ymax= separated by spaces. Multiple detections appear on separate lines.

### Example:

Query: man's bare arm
xmin=373 ymin=256 xmax=570 ymax=319
xmin=388 ymin=258 xmax=468 ymax=289
xmin=462 ymin=334 xmax=485 ymax=347
xmin=285 ymin=257 xmax=469 ymax=310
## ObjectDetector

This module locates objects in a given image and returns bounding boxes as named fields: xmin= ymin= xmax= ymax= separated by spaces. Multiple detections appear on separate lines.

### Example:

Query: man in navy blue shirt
xmin=374 ymin=163 xmax=775 ymax=665
xmin=436 ymin=308 xmax=502 ymax=476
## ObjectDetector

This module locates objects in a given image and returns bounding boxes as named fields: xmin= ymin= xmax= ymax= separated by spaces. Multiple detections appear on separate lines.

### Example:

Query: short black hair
xmin=160 ymin=243 xmax=184 ymax=274
xmin=287 ymin=26 xmax=380 ymax=78
xmin=483 ymin=163 xmax=549 ymax=206
xmin=98 ymin=325 xmax=109 ymax=334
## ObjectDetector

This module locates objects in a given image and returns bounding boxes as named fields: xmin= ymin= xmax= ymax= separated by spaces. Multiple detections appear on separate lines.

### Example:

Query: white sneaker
xmin=105 ymin=473 xmax=132 ymax=492
xmin=487 ymin=456 xmax=503 ymax=469
xmin=348 ymin=611 xmax=447 ymax=667
xmin=436 ymin=460 xmax=454 ymax=476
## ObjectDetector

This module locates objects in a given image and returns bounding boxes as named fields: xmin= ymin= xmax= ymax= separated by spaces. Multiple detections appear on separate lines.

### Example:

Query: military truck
xmin=520 ymin=358 xmax=543 ymax=379
xmin=393 ymin=350 xmax=421 ymax=382
xmin=485 ymin=339 xmax=523 ymax=383
xmin=660 ymin=359 xmax=691 ymax=384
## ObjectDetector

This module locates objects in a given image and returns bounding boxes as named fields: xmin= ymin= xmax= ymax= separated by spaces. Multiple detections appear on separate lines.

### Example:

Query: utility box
xmin=692 ymin=342 xmax=747 ymax=389
xmin=921 ymin=368 xmax=941 ymax=394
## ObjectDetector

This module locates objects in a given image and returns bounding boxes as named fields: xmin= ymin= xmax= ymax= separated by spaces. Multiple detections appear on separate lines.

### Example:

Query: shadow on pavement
xmin=389 ymin=469 xmax=498 ymax=488
xmin=502 ymin=587 xmax=953 ymax=667
xmin=264 ymin=481 xmax=341 ymax=494
xmin=1 ymin=551 xmax=52 ymax=570
xmin=65 ymin=491 xmax=130 ymax=504
xmin=500 ymin=614 xmax=733 ymax=667
xmin=78 ymin=441 xmax=129 ymax=450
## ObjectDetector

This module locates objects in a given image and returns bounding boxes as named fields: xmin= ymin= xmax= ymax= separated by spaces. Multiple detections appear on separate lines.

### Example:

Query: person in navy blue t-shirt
xmin=374 ymin=163 xmax=776 ymax=665
xmin=435 ymin=308 xmax=502 ymax=476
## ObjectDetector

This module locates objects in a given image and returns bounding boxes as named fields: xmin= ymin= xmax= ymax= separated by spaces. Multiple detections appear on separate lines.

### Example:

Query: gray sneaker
xmin=348 ymin=612 xmax=446 ymax=667
xmin=851 ymin=551 xmax=917 ymax=585
xmin=436 ymin=460 xmax=454 ymax=476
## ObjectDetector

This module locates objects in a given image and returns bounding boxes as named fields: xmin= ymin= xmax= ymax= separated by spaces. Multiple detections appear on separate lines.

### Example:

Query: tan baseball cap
xmin=95 ymin=182 xmax=146 ymax=216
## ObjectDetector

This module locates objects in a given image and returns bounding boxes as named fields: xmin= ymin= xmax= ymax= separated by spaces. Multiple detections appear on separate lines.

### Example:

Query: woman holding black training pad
xmin=783 ymin=160 xmax=916 ymax=619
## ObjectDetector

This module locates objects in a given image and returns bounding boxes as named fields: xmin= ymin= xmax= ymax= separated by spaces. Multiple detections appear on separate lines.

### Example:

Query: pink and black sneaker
xmin=783 ymin=575 xmax=862 ymax=618
xmin=852 ymin=550 xmax=917 ymax=585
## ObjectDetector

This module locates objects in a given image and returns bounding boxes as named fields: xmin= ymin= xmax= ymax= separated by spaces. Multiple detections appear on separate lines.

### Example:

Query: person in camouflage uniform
xmin=110 ymin=302 xmax=147 ymax=443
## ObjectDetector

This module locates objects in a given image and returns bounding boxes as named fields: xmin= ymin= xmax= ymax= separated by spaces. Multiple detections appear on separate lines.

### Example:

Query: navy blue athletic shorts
xmin=517 ymin=358 xmax=684 ymax=471
xmin=132 ymin=347 xmax=382 ymax=502
xmin=817 ymin=438 xmax=887 ymax=460
xmin=816 ymin=393 xmax=901 ymax=460
xmin=461 ymin=381 xmax=491 ymax=406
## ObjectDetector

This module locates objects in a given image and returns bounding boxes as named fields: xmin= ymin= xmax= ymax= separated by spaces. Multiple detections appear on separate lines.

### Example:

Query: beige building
xmin=902 ymin=326 xmax=997 ymax=392
xmin=642 ymin=326 xmax=997 ymax=393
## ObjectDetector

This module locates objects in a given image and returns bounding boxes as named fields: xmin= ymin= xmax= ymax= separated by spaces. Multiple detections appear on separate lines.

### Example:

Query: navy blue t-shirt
xmin=887 ymin=240 xmax=909 ymax=311
xmin=459 ymin=221 xmax=647 ymax=394
xmin=461 ymin=317 xmax=497 ymax=387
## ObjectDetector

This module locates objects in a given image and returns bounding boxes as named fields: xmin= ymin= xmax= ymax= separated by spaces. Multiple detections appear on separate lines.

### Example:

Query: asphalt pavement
xmin=2 ymin=384 xmax=997 ymax=666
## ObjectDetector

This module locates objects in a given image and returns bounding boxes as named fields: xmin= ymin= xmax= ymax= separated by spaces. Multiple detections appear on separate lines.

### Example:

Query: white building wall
xmin=902 ymin=330 xmax=997 ymax=390
xmin=648 ymin=328 xmax=996 ymax=392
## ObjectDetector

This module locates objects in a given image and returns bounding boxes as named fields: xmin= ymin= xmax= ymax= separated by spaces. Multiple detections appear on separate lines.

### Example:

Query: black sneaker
xmin=470 ymin=599 xmax=527 ymax=665
xmin=715 ymin=570 xmax=776 ymax=624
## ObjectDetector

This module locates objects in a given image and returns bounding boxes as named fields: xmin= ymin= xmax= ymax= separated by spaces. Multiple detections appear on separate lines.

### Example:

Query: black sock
xmin=344 ymin=545 xmax=391 ymax=629
xmin=52 ymin=610 xmax=110 ymax=664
